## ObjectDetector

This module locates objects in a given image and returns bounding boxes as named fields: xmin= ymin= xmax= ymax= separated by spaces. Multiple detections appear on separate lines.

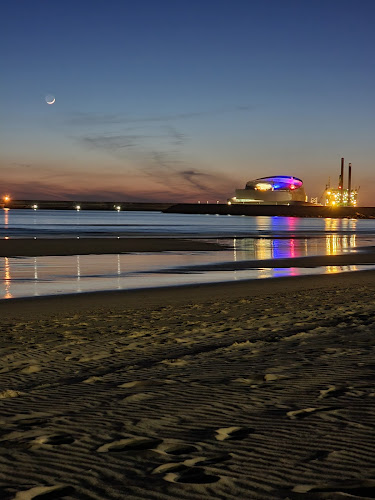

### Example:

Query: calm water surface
xmin=1 ymin=209 xmax=375 ymax=299
xmin=3 ymin=209 xmax=375 ymax=237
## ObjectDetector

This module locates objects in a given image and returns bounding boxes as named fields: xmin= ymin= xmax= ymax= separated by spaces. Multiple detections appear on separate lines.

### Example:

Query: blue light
xmin=256 ymin=176 xmax=303 ymax=191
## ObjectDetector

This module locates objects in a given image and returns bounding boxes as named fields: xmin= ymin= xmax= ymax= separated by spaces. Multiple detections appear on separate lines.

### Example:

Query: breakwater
xmin=3 ymin=200 xmax=375 ymax=218
xmin=3 ymin=200 xmax=174 ymax=211
xmin=163 ymin=203 xmax=375 ymax=218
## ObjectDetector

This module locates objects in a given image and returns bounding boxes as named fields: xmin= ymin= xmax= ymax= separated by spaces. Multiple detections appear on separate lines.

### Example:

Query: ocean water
xmin=1 ymin=209 xmax=375 ymax=299
xmin=2 ymin=208 xmax=375 ymax=238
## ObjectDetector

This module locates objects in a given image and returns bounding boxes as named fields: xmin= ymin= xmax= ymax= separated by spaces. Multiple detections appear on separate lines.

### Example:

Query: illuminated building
xmin=228 ymin=176 xmax=306 ymax=205
xmin=322 ymin=158 xmax=359 ymax=206
xmin=324 ymin=187 xmax=358 ymax=207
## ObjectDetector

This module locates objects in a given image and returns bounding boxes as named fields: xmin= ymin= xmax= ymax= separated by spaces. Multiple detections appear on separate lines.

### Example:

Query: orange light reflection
xmin=4 ymin=208 xmax=9 ymax=229
xmin=4 ymin=257 xmax=12 ymax=299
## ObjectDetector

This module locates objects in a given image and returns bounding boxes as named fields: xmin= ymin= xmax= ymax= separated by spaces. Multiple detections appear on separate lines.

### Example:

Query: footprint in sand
xmin=301 ymin=450 xmax=334 ymax=463
xmin=0 ymin=431 xmax=74 ymax=450
xmin=286 ymin=407 xmax=337 ymax=420
xmin=287 ymin=478 xmax=375 ymax=498
xmin=164 ymin=467 xmax=220 ymax=484
xmin=215 ymin=426 xmax=254 ymax=441
xmin=122 ymin=393 xmax=154 ymax=403
xmin=152 ymin=463 xmax=221 ymax=485
xmin=0 ymin=390 xmax=25 ymax=399
xmin=97 ymin=437 xmax=162 ymax=453
xmin=191 ymin=453 xmax=232 ymax=466
xmin=33 ymin=434 xmax=75 ymax=446
xmin=118 ymin=379 xmax=176 ymax=389
xmin=318 ymin=385 xmax=356 ymax=399
xmin=12 ymin=484 xmax=75 ymax=499
xmin=155 ymin=442 xmax=199 ymax=455
xmin=82 ymin=376 xmax=105 ymax=384
xmin=152 ymin=453 xmax=231 ymax=476
xmin=20 ymin=365 xmax=42 ymax=375
xmin=119 ymin=380 xmax=155 ymax=389
xmin=152 ymin=462 xmax=189 ymax=475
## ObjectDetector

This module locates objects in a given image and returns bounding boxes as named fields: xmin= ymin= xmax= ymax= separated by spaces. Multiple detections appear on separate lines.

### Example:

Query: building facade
xmin=228 ymin=176 xmax=307 ymax=205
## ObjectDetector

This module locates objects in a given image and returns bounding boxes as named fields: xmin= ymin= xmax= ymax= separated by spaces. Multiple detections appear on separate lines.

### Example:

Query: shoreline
xmin=0 ymin=237 xmax=226 ymax=257
xmin=2 ymin=237 xmax=375 ymax=307
xmin=150 ymin=247 xmax=375 ymax=273
xmin=2 ymin=267 xmax=375 ymax=319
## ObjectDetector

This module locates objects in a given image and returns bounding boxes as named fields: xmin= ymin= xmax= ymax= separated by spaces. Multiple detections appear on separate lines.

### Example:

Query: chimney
xmin=340 ymin=157 xmax=344 ymax=204
xmin=348 ymin=162 xmax=352 ymax=205
xmin=340 ymin=158 xmax=344 ymax=188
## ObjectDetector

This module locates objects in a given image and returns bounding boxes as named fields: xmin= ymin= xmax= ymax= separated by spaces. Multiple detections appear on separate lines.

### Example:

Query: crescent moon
xmin=46 ymin=97 xmax=56 ymax=105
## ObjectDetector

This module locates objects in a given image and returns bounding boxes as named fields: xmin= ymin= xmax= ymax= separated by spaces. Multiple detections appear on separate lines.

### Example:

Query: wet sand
xmin=0 ymin=237 xmax=225 ymax=257
xmin=2 ymin=262 xmax=375 ymax=498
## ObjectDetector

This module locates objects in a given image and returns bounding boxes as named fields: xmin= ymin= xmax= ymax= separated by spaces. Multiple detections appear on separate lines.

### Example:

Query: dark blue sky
xmin=2 ymin=0 xmax=375 ymax=203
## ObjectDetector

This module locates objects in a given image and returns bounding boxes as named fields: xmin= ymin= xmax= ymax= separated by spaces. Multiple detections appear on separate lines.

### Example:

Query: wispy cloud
xmin=77 ymin=126 xmax=186 ymax=154
xmin=10 ymin=162 xmax=33 ymax=169
xmin=64 ymin=105 xmax=252 ymax=200
xmin=76 ymin=128 xmax=231 ymax=197
xmin=81 ymin=134 xmax=151 ymax=151
xmin=67 ymin=105 xmax=253 ymax=127
xmin=179 ymin=169 xmax=211 ymax=191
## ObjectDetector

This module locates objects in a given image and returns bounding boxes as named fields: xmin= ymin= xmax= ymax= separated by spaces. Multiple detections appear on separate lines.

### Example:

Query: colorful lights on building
xmin=228 ymin=175 xmax=306 ymax=204
xmin=255 ymin=182 xmax=272 ymax=191
xmin=249 ymin=176 xmax=303 ymax=192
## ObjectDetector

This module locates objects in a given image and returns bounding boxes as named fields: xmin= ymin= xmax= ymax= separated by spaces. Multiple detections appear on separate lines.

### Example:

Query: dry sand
xmin=2 ymin=266 xmax=375 ymax=499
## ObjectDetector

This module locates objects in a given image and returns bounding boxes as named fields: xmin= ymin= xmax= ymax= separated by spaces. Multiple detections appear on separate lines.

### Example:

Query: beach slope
xmin=1 ymin=271 xmax=375 ymax=498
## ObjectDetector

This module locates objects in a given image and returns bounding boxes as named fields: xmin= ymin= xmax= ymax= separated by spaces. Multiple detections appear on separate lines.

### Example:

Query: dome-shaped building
xmin=228 ymin=175 xmax=306 ymax=205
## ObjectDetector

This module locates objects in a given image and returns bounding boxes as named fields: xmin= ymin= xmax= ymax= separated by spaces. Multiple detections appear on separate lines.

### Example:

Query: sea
xmin=1 ymin=209 xmax=375 ymax=299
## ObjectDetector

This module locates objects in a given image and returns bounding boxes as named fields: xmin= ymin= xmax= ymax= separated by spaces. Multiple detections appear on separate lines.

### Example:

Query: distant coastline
xmin=1 ymin=200 xmax=173 ymax=211
xmin=2 ymin=199 xmax=375 ymax=218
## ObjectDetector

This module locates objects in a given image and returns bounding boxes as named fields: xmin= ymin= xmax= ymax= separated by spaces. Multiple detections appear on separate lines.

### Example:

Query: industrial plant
xmin=322 ymin=157 xmax=358 ymax=207
xmin=228 ymin=158 xmax=359 ymax=207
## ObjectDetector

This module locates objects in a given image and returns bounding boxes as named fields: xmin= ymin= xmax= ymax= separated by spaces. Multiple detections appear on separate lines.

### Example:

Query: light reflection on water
xmin=3 ymin=209 xmax=375 ymax=238
xmin=2 ymin=211 xmax=375 ymax=299
xmin=1 ymin=252 xmax=370 ymax=299
xmin=0 ymin=234 xmax=372 ymax=299
xmin=232 ymin=233 xmax=357 ymax=262
xmin=4 ymin=257 xmax=11 ymax=299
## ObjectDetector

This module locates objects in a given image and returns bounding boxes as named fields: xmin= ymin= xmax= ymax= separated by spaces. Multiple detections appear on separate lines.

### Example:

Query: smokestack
xmin=340 ymin=157 xmax=344 ymax=204
xmin=348 ymin=162 xmax=352 ymax=205
xmin=340 ymin=157 xmax=344 ymax=188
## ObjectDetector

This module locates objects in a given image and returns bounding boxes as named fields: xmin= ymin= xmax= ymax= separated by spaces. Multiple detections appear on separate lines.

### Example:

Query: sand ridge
xmin=1 ymin=272 xmax=375 ymax=498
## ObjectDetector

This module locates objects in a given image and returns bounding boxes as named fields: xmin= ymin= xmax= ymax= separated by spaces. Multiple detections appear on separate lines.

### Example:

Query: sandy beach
xmin=2 ymin=239 xmax=375 ymax=499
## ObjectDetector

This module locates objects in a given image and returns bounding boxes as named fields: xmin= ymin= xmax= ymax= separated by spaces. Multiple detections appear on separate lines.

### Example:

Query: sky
xmin=1 ymin=0 xmax=375 ymax=204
